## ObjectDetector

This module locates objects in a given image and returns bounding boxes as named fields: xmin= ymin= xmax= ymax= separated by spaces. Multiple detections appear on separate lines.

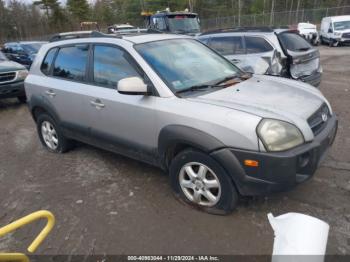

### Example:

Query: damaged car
xmin=198 ymin=27 xmax=322 ymax=87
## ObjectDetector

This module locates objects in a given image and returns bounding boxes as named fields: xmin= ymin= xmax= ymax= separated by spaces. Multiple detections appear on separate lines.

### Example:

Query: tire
xmin=169 ymin=149 xmax=238 ymax=215
xmin=17 ymin=95 xmax=27 ymax=103
xmin=36 ymin=113 xmax=72 ymax=153
xmin=320 ymin=36 xmax=325 ymax=45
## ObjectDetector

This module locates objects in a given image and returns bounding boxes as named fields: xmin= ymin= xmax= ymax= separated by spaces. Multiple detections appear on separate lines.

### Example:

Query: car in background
xmin=320 ymin=15 xmax=350 ymax=46
xmin=143 ymin=9 xmax=201 ymax=36
xmin=107 ymin=24 xmax=136 ymax=33
xmin=1 ymin=41 xmax=47 ymax=69
xmin=0 ymin=51 xmax=28 ymax=102
xmin=297 ymin=22 xmax=320 ymax=46
xmin=198 ymin=27 xmax=322 ymax=87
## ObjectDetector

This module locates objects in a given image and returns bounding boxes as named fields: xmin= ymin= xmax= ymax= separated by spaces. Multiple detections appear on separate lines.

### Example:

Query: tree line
xmin=0 ymin=0 xmax=349 ymax=42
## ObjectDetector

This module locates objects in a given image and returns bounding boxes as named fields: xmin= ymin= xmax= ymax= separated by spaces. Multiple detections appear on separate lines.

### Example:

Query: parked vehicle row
xmin=24 ymin=31 xmax=337 ymax=214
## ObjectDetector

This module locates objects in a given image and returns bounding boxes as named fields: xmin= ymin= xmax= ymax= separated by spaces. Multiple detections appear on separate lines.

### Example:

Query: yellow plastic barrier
xmin=0 ymin=210 xmax=55 ymax=262
xmin=0 ymin=253 xmax=29 ymax=262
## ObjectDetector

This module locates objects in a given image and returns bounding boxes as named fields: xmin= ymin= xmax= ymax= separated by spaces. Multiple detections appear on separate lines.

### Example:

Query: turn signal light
xmin=244 ymin=159 xmax=259 ymax=167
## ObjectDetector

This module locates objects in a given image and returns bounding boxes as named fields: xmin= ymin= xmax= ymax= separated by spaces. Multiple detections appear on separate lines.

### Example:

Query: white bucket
xmin=268 ymin=212 xmax=329 ymax=262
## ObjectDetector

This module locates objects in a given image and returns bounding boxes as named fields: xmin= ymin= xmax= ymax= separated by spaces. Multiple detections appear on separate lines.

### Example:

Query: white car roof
xmin=324 ymin=15 xmax=350 ymax=22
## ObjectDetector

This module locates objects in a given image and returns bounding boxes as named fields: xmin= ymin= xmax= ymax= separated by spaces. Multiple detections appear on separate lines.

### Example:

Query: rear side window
xmin=41 ymin=48 xmax=57 ymax=75
xmin=278 ymin=32 xmax=312 ymax=51
xmin=93 ymin=45 xmax=141 ymax=88
xmin=209 ymin=36 xmax=245 ymax=55
xmin=53 ymin=45 xmax=88 ymax=81
xmin=245 ymin=36 xmax=273 ymax=53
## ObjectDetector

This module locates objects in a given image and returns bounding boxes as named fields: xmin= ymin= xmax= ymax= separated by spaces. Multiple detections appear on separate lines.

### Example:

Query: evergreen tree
xmin=67 ymin=0 xmax=90 ymax=21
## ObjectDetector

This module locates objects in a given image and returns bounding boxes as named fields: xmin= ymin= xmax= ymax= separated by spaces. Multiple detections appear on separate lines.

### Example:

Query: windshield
xmin=135 ymin=39 xmax=241 ymax=93
xmin=278 ymin=32 xmax=312 ymax=51
xmin=167 ymin=15 xmax=200 ymax=33
xmin=334 ymin=21 xmax=350 ymax=30
xmin=0 ymin=51 xmax=7 ymax=61
xmin=22 ymin=43 xmax=44 ymax=54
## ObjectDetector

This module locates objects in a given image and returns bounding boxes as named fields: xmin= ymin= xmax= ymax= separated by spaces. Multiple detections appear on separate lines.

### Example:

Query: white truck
xmin=297 ymin=22 xmax=320 ymax=45
xmin=320 ymin=15 xmax=350 ymax=46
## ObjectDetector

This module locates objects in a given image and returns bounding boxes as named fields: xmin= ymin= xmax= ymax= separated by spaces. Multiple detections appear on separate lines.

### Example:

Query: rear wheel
xmin=169 ymin=149 xmax=238 ymax=215
xmin=36 ymin=113 xmax=72 ymax=153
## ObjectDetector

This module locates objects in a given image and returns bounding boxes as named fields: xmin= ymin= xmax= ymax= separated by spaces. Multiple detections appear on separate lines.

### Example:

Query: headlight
xmin=16 ymin=69 xmax=28 ymax=80
xmin=257 ymin=119 xmax=304 ymax=152
xmin=334 ymin=32 xmax=342 ymax=37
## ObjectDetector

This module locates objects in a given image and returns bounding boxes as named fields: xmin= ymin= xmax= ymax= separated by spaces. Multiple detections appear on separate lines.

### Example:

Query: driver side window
xmin=93 ymin=45 xmax=142 ymax=88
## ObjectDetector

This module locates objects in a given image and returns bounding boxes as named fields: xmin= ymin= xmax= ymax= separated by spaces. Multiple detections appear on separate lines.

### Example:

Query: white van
xmin=320 ymin=15 xmax=350 ymax=46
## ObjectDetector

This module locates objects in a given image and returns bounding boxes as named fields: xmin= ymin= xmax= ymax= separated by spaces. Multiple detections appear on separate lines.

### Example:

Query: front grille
xmin=342 ymin=32 xmax=350 ymax=39
xmin=0 ymin=72 xmax=16 ymax=83
xmin=307 ymin=103 xmax=330 ymax=136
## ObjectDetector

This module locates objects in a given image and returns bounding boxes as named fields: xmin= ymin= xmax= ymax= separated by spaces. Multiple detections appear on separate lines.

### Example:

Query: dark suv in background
xmin=2 ymin=41 xmax=46 ymax=69
xmin=0 ymin=51 xmax=28 ymax=102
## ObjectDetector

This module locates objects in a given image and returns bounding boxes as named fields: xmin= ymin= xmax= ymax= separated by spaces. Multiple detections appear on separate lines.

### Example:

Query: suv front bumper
xmin=0 ymin=81 xmax=25 ymax=99
xmin=211 ymin=115 xmax=338 ymax=196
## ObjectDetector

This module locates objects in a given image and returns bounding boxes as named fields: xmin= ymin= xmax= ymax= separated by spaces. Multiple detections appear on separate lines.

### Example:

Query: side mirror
xmin=117 ymin=77 xmax=149 ymax=95
xmin=328 ymin=28 xmax=333 ymax=33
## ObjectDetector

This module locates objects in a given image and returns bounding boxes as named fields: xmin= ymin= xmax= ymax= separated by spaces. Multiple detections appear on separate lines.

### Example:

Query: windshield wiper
xmin=176 ymin=75 xmax=243 ymax=95
xmin=176 ymin=84 xmax=214 ymax=94
xmin=214 ymin=75 xmax=240 ymax=85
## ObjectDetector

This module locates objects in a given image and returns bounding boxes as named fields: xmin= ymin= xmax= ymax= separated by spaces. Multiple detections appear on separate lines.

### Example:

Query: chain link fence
xmin=201 ymin=5 xmax=350 ymax=31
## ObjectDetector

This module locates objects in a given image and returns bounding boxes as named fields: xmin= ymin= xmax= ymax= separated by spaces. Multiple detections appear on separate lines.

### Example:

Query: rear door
xmin=243 ymin=36 xmax=278 ymax=74
xmin=207 ymin=36 xmax=245 ymax=64
xmin=277 ymin=32 xmax=320 ymax=79
xmin=41 ymin=44 xmax=91 ymax=140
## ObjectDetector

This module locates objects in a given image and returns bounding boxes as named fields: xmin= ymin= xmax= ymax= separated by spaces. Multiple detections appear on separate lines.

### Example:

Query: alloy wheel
xmin=41 ymin=121 xmax=59 ymax=150
xmin=179 ymin=162 xmax=221 ymax=207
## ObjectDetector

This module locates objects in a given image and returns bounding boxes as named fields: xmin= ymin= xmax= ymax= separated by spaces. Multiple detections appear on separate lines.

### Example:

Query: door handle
xmin=231 ymin=59 xmax=241 ymax=64
xmin=45 ymin=90 xmax=56 ymax=97
xmin=90 ymin=99 xmax=105 ymax=109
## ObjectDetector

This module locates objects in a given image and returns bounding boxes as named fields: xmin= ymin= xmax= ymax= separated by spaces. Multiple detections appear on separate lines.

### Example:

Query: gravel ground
xmin=0 ymin=45 xmax=349 ymax=256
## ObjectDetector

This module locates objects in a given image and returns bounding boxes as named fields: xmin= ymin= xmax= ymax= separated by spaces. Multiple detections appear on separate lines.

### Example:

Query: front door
xmin=83 ymin=44 xmax=157 ymax=163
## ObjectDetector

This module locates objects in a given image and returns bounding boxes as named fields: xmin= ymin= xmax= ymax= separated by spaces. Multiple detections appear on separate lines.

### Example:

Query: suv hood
xmin=0 ymin=60 xmax=25 ymax=73
xmin=187 ymin=75 xmax=329 ymax=139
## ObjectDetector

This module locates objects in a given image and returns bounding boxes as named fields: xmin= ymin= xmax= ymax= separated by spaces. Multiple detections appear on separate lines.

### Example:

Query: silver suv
xmin=25 ymin=32 xmax=337 ymax=214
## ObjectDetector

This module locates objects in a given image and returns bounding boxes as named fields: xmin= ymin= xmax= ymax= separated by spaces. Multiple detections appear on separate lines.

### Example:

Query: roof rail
xmin=49 ymin=31 xmax=122 ymax=42
xmin=201 ymin=26 xmax=274 ymax=36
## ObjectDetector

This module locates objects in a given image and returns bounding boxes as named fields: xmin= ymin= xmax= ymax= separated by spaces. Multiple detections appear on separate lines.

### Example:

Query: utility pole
xmin=238 ymin=0 xmax=241 ymax=26
xmin=270 ymin=0 xmax=275 ymax=26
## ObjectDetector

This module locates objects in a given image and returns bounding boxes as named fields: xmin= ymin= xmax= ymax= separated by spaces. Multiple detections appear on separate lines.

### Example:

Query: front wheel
xmin=169 ymin=149 xmax=238 ymax=215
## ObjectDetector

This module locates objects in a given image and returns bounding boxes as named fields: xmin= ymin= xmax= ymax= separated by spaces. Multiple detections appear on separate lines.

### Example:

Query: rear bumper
xmin=0 ymin=81 xmax=25 ymax=99
xmin=211 ymin=115 xmax=338 ymax=196
xmin=299 ymin=71 xmax=322 ymax=87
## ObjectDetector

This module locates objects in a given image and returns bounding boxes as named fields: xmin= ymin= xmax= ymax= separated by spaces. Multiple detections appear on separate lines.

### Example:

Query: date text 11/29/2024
xmin=127 ymin=255 xmax=220 ymax=261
